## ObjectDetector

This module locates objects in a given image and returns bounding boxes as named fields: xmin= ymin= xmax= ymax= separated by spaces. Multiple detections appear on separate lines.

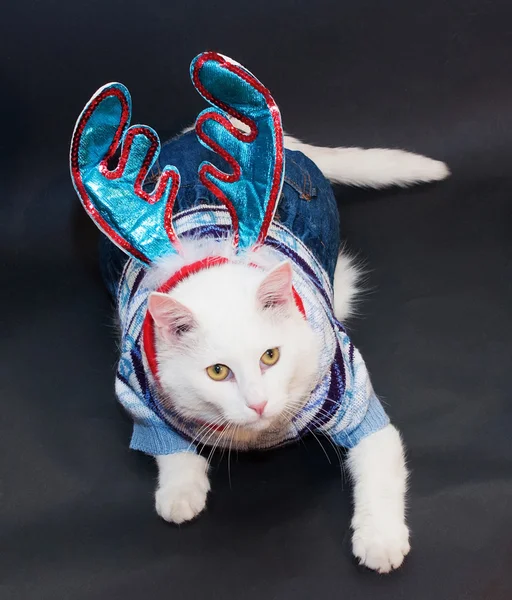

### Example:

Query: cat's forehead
xmin=171 ymin=263 xmax=265 ymax=310
xmin=170 ymin=264 xmax=283 ymax=340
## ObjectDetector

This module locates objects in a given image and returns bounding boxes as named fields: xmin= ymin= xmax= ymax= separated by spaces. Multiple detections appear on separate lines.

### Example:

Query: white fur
xmin=183 ymin=118 xmax=449 ymax=189
xmin=152 ymin=256 xmax=320 ymax=434
xmin=347 ymin=424 xmax=410 ymax=573
xmin=150 ymin=121 xmax=418 ymax=571
xmin=332 ymin=252 xmax=362 ymax=321
xmin=284 ymin=134 xmax=449 ymax=188
xmin=155 ymin=453 xmax=210 ymax=524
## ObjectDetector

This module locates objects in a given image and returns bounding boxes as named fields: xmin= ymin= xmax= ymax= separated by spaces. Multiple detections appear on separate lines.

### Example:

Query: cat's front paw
xmin=352 ymin=519 xmax=410 ymax=574
xmin=155 ymin=453 xmax=210 ymax=524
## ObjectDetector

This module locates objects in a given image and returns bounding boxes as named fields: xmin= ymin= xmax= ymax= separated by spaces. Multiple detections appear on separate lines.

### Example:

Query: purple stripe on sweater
xmin=264 ymin=237 xmax=332 ymax=308
xmin=333 ymin=318 xmax=347 ymax=333
xmin=124 ymin=271 xmax=149 ymax=333
xmin=175 ymin=204 xmax=226 ymax=221
xmin=128 ymin=268 xmax=146 ymax=303
xmin=130 ymin=342 xmax=160 ymax=415
xmin=181 ymin=224 xmax=231 ymax=241
xmin=304 ymin=343 xmax=346 ymax=433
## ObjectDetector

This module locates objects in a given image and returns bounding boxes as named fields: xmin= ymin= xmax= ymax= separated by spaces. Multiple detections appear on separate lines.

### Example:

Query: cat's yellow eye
xmin=261 ymin=347 xmax=280 ymax=367
xmin=206 ymin=364 xmax=231 ymax=381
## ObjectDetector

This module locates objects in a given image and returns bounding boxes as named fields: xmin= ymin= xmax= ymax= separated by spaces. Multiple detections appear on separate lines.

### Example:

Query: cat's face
xmin=149 ymin=261 xmax=320 ymax=433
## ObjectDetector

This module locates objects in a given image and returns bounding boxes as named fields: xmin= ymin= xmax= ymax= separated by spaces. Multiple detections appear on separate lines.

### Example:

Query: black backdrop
xmin=2 ymin=1 xmax=512 ymax=599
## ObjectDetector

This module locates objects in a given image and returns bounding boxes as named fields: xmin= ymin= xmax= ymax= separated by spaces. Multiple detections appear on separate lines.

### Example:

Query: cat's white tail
xmin=283 ymin=134 xmax=450 ymax=189
xmin=184 ymin=119 xmax=450 ymax=189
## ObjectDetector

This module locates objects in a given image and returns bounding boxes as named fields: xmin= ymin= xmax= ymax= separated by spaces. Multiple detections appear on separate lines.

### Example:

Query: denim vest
xmin=101 ymin=131 xmax=341 ymax=293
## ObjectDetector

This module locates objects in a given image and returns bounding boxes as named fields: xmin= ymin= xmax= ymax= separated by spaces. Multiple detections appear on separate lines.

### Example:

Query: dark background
xmin=2 ymin=1 xmax=511 ymax=599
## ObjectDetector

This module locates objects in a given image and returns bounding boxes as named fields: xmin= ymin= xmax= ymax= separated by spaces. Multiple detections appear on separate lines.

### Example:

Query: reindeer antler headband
xmin=70 ymin=52 xmax=285 ymax=264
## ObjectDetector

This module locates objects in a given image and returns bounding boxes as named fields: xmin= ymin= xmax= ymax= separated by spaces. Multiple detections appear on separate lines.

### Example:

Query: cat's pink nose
xmin=248 ymin=401 xmax=268 ymax=416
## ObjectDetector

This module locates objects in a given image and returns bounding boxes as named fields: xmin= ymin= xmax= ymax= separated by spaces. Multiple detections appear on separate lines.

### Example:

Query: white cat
xmin=146 ymin=132 xmax=448 ymax=573
xmin=72 ymin=57 xmax=448 ymax=575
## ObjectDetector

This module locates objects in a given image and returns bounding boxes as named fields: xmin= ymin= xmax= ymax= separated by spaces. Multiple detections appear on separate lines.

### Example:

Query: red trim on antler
xmin=195 ymin=112 xmax=242 ymax=247
xmin=192 ymin=52 xmax=284 ymax=249
xmin=71 ymin=86 xmax=182 ymax=262
xmin=71 ymin=88 xmax=149 ymax=262
xmin=192 ymin=54 xmax=257 ymax=139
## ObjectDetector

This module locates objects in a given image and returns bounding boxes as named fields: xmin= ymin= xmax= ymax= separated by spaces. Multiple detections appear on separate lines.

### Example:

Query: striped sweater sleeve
xmin=115 ymin=370 xmax=196 ymax=456
xmin=327 ymin=331 xmax=390 ymax=449
xmin=115 ymin=261 xmax=196 ymax=457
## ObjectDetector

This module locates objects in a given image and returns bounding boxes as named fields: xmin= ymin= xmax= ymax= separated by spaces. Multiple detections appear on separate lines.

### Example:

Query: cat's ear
xmin=147 ymin=292 xmax=197 ymax=340
xmin=257 ymin=262 xmax=293 ymax=310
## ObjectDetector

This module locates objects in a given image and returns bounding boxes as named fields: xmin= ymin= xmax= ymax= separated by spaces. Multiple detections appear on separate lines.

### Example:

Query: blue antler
xmin=190 ymin=52 xmax=285 ymax=251
xmin=70 ymin=83 xmax=182 ymax=264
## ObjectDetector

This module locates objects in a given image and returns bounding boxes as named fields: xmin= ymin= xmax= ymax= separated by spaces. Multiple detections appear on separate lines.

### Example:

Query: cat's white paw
xmin=155 ymin=453 xmax=210 ymax=524
xmin=352 ymin=519 xmax=410 ymax=574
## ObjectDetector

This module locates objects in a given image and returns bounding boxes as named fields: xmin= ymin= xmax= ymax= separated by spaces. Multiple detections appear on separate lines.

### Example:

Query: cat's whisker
xmin=191 ymin=415 xmax=227 ymax=449
xmin=197 ymin=418 xmax=231 ymax=462
xmin=206 ymin=422 xmax=232 ymax=467
xmin=285 ymin=425 xmax=331 ymax=463
xmin=277 ymin=403 xmax=346 ymax=477
xmin=313 ymin=429 xmax=345 ymax=481
xmin=227 ymin=424 xmax=239 ymax=489
xmin=212 ymin=430 xmax=232 ymax=467
xmin=214 ymin=423 xmax=234 ymax=471
xmin=200 ymin=420 xmax=229 ymax=452
xmin=217 ymin=424 xmax=234 ymax=466
xmin=186 ymin=420 xmax=219 ymax=451
xmin=300 ymin=425 xmax=332 ymax=464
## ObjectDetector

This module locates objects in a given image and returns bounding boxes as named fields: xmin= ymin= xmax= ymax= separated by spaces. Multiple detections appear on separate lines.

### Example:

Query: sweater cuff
xmin=130 ymin=422 xmax=196 ymax=456
xmin=331 ymin=394 xmax=390 ymax=449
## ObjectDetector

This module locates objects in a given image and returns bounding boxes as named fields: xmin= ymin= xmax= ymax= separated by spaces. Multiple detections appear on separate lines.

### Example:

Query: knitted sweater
xmin=113 ymin=203 xmax=389 ymax=456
